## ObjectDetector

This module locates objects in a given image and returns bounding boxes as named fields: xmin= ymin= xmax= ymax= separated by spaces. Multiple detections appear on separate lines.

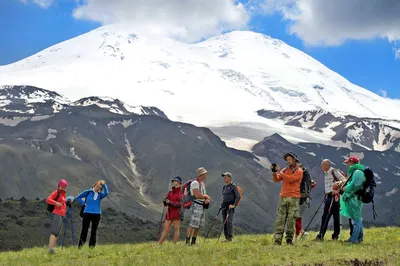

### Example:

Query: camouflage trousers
xmin=273 ymin=197 xmax=299 ymax=244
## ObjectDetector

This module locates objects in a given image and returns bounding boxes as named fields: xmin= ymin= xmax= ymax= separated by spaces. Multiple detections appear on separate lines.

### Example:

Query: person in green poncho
xmin=340 ymin=156 xmax=366 ymax=244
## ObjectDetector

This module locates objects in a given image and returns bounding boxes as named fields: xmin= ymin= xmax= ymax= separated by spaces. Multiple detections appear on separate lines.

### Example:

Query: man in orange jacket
xmin=272 ymin=152 xmax=303 ymax=245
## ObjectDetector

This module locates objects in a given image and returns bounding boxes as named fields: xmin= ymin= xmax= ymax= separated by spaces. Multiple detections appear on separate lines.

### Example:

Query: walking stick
xmin=217 ymin=209 xmax=230 ymax=243
xmin=204 ymin=207 xmax=222 ymax=242
xmin=61 ymin=212 xmax=69 ymax=249
xmin=157 ymin=206 xmax=166 ymax=241
xmin=69 ymin=206 xmax=75 ymax=245
xmin=301 ymin=196 xmax=325 ymax=240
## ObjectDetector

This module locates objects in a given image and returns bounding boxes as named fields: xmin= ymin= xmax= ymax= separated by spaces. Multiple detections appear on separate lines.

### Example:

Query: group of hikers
xmin=271 ymin=152 xmax=374 ymax=245
xmin=45 ymin=151 xmax=375 ymax=254
xmin=46 ymin=180 xmax=109 ymax=254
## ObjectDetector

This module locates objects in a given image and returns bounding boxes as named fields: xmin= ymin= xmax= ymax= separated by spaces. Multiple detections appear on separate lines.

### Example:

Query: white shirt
xmin=190 ymin=180 xmax=206 ymax=202
xmin=324 ymin=167 xmax=346 ymax=193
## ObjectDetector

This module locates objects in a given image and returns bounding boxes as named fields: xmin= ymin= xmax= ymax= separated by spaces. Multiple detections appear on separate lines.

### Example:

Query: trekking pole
xmin=204 ymin=207 xmax=222 ymax=242
xmin=301 ymin=196 xmax=325 ymax=240
xmin=69 ymin=206 xmax=75 ymax=245
xmin=217 ymin=209 xmax=230 ymax=243
xmin=156 ymin=206 xmax=166 ymax=241
xmin=61 ymin=214 xmax=69 ymax=249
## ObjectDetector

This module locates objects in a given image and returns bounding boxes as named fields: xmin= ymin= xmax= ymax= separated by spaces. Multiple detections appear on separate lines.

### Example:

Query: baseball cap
xmin=221 ymin=172 xmax=232 ymax=178
xmin=344 ymin=156 xmax=359 ymax=164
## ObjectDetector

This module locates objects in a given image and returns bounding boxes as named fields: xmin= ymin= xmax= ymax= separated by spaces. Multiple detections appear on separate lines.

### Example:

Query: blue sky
xmin=1 ymin=0 xmax=399 ymax=99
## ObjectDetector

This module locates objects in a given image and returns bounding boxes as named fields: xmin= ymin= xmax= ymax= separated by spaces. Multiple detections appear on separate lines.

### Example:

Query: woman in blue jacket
xmin=76 ymin=180 xmax=109 ymax=248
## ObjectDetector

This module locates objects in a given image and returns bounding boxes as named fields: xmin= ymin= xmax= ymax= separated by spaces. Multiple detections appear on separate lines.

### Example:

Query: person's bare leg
xmin=158 ymin=220 xmax=172 ymax=245
xmin=186 ymin=226 xmax=193 ymax=244
xmin=192 ymin=228 xmax=199 ymax=237
xmin=49 ymin=235 xmax=57 ymax=253
xmin=173 ymin=220 xmax=180 ymax=244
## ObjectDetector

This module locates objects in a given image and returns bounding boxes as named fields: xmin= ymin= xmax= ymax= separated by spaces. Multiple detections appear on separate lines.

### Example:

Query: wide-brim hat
xmin=196 ymin=167 xmax=207 ymax=177
xmin=284 ymin=152 xmax=299 ymax=162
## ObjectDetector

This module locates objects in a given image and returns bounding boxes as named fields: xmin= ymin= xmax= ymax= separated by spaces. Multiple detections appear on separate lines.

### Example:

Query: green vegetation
xmin=0 ymin=227 xmax=399 ymax=266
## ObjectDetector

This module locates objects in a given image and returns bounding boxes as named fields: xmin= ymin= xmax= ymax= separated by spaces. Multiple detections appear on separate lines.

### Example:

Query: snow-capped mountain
xmin=0 ymin=85 xmax=167 ymax=120
xmin=1 ymin=24 xmax=399 ymax=150
xmin=257 ymin=109 xmax=400 ymax=152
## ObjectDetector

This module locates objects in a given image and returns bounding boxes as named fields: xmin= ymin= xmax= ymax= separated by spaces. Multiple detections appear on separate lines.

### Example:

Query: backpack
xmin=181 ymin=179 xmax=202 ymax=209
xmin=223 ymin=183 xmax=243 ymax=206
xmin=46 ymin=190 xmax=60 ymax=213
xmin=80 ymin=190 xmax=91 ymax=218
xmin=356 ymin=167 xmax=376 ymax=204
xmin=300 ymin=168 xmax=312 ymax=199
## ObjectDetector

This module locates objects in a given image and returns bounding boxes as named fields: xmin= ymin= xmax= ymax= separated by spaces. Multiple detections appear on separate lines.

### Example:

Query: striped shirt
xmin=324 ymin=167 xmax=346 ymax=193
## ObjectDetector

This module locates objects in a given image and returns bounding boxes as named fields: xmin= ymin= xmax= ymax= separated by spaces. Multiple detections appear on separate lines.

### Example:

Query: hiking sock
xmin=191 ymin=237 xmax=197 ymax=245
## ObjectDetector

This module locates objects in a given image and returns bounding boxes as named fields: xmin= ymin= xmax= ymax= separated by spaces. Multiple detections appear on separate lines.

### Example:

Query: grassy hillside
xmin=0 ymin=227 xmax=399 ymax=266
xmin=0 ymin=198 xmax=244 ymax=251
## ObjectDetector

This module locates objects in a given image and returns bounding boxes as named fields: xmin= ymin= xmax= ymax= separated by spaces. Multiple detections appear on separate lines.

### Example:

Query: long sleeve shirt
xmin=324 ymin=167 xmax=346 ymax=193
xmin=273 ymin=165 xmax=303 ymax=198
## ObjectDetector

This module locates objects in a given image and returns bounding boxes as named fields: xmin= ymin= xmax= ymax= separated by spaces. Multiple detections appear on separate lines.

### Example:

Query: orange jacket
xmin=273 ymin=165 xmax=303 ymax=198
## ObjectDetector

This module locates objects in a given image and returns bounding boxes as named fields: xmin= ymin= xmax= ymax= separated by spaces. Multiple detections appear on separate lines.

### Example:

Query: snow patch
xmin=69 ymin=147 xmax=82 ymax=161
xmin=385 ymin=188 xmax=398 ymax=196
xmin=31 ymin=115 xmax=53 ymax=121
xmin=0 ymin=117 xmax=30 ymax=126
xmin=45 ymin=128 xmax=57 ymax=140
xmin=107 ymin=138 xmax=114 ymax=144
xmin=180 ymin=130 xmax=186 ymax=135
xmin=89 ymin=120 xmax=97 ymax=126
xmin=124 ymin=134 xmax=144 ymax=196
xmin=107 ymin=119 xmax=135 ymax=128
xmin=307 ymin=152 xmax=316 ymax=156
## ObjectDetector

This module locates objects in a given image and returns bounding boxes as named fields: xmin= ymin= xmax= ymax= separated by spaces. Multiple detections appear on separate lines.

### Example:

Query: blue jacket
xmin=76 ymin=184 xmax=109 ymax=214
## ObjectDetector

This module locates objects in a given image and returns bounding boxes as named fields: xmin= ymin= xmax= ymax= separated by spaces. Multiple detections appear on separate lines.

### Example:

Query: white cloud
xmin=258 ymin=0 xmax=400 ymax=58
xmin=20 ymin=0 xmax=55 ymax=8
xmin=72 ymin=0 xmax=249 ymax=42
xmin=379 ymin=89 xmax=388 ymax=98
xmin=395 ymin=49 xmax=400 ymax=60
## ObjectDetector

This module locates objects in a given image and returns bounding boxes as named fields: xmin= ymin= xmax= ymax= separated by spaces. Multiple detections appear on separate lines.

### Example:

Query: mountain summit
xmin=1 ymin=24 xmax=399 ymax=127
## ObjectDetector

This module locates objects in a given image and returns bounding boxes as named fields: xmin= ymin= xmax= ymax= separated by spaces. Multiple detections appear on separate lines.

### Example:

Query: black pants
xmin=222 ymin=208 xmax=235 ymax=241
xmin=79 ymin=213 xmax=101 ymax=248
xmin=317 ymin=195 xmax=340 ymax=239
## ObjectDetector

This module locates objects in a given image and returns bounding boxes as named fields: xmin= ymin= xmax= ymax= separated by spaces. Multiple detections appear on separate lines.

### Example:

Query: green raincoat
xmin=340 ymin=164 xmax=366 ymax=221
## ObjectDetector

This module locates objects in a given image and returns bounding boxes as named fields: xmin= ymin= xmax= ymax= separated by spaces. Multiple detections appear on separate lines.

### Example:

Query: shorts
xmin=189 ymin=202 xmax=205 ymax=229
xmin=50 ymin=214 xmax=63 ymax=237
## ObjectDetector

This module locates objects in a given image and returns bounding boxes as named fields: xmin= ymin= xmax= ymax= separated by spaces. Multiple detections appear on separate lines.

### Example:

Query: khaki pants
xmin=274 ymin=197 xmax=299 ymax=244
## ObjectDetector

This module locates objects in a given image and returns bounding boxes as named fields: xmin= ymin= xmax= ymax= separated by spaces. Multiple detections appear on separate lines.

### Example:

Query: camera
xmin=271 ymin=163 xmax=278 ymax=173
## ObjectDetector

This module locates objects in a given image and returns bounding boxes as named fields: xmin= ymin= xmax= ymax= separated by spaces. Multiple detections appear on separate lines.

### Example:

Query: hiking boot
xmin=49 ymin=249 xmax=55 ymax=255
xmin=274 ymin=240 xmax=282 ymax=245
xmin=185 ymin=236 xmax=190 ymax=245
xmin=286 ymin=240 xmax=293 ymax=245
xmin=314 ymin=235 xmax=323 ymax=242
xmin=332 ymin=236 xmax=339 ymax=241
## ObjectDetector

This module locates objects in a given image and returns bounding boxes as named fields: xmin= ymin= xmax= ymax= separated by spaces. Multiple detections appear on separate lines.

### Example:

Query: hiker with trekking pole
xmin=46 ymin=179 xmax=68 ymax=255
xmin=219 ymin=172 xmax=242 ymax=242
xmin=156 ymin=176 xmax=184 ymax=246
xmin=315 ymin=159 xmax=347 ymax=241
xmin=271 ymin=152 xmax=303 ymax=245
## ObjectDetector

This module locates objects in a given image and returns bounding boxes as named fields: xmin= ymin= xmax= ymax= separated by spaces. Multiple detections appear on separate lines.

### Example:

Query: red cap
xmin=344 ymin=156 xmax=359 ymax=164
